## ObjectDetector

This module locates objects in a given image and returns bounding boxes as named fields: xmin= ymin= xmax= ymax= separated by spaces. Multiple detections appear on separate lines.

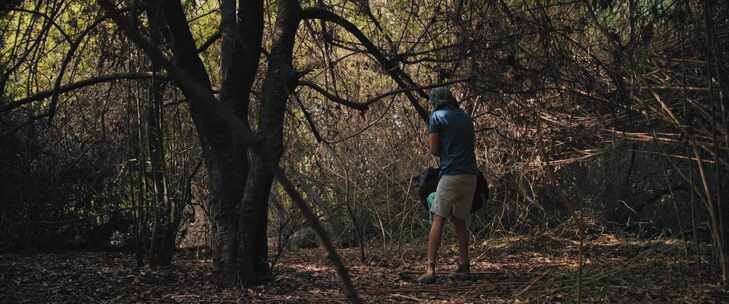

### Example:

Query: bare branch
xmin=2 ymin=72 xmax=155 ymax=113
xmin=301 ymin=7 xmax=430 ymax=122
xmin=3 ymin=24 xmax=221 ymax=115
xmin=197 ymin=31 xmax=221 ymax=53
xmin=293 ymin=93 xmax=324 ymax=143
xmin=297 ymin=80 xmax=368 ymax=111
xmin=273 ymin=166 xmax=362 ymax=304
xmin=362 ymin=78 xmax=471 ymax=106
xmin=9 ymin=7 xmax=72 ymax=43
xmin=48 ymin=15 xmax=108 ymax=124
xmin=298 ymin=78 xmax=471 ymax=113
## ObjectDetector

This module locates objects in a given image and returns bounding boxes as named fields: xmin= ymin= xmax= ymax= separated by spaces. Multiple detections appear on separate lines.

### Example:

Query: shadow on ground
xmin=1 ymin=233 xmax=727 ymax=303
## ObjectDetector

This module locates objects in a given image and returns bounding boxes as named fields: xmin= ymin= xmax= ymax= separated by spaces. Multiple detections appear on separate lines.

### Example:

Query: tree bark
xmin=237 ymin=0 xmax=300 ymax=287
xmin=98 ymin=0 xmax=360 ymax=291
xmin=204 ymin=0 xmax=265 ymax=286
xmin=158 ymin=0 xmax=259 ymax=285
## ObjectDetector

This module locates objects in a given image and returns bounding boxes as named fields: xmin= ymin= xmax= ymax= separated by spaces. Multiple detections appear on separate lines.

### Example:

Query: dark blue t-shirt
xmin=428 ymin=105 xmax=478 ymax=176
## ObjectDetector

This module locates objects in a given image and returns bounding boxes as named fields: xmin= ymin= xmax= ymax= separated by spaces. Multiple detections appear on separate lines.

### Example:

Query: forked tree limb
xmin=97 ymin=0 xmax=260 ymax=147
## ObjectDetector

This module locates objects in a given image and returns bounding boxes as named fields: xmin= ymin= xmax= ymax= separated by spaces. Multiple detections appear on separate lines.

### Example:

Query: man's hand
xmin=429 ymin=133 xmax=440 ymax=156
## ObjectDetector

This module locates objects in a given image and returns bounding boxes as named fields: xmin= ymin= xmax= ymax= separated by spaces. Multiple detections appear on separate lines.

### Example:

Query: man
xmin=418 ymin=87 xmax=478 ymax=284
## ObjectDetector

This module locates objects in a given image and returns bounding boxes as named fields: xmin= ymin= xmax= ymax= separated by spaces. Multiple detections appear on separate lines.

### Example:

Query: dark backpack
xmin=415 ymin=167 xmax=489 ymax=213
xmin=472 ymin=172 xmax=489 ymax=212
xmin=416 ymin=167 xmax=441 ymax=211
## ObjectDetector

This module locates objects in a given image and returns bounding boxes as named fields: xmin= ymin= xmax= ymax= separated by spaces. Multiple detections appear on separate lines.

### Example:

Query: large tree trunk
xmin=98 ymin=0 xmax=293 ymax=288
xmin=238 ymin=159 xmax=274 ymax=286
xmin=151 ymin=0 xmax=255 ymax=286
xmin=206 ymin=0 xmax=265 ymax=287
xmin=206 ymin=154 xmax=247 ymax=286
xmin=237 ymin=0 xmax=300 ymax=287
xmin=152 ymin=0 xmax=263 ymax=286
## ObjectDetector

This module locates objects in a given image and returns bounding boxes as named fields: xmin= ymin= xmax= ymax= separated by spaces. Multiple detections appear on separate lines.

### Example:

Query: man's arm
xmin=429 ymin=132 xmax=440 ymax=156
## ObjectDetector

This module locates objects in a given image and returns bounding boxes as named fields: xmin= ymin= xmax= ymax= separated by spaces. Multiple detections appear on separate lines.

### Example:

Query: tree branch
xmin=2 ymin=72 xmax=155 ymax=113
xmin=297 ymin=80 xmax=368 ymax=111
xmin=363 ymin=78 xmax=471 ymax=106
xmin=48 ymin=15 xmax=107 ymax=124
xmin=273 ymin=166 xmax=362 ymax=304
xmin=301 ymin=7 xmax=430 ymax=122
xmin=298 ymin=78 xmax=471 ymax=112
xmin=97 ymin=0 xmax=260 ymax=146
xmin=293 ymin=93 xmax=324 ymax=143
xmin=197 ymin=31 xmax=221 ymax=53
xmin=2 ymin=24 xmax=221 ymax=115
xmin=9 ymin=7 xmax=72 ymax=43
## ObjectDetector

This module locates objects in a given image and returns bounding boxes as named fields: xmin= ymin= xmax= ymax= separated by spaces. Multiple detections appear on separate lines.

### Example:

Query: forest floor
xmin=2 ymin=232 xmax=728 ymax=303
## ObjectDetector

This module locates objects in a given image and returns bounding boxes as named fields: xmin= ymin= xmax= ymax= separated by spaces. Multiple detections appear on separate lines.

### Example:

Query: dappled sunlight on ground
xmin=1 ymin=234 xmax=727 ymax=303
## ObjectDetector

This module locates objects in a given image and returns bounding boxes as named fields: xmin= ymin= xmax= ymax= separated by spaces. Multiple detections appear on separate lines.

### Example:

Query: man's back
xmin=428 ymin=106 xmax=478 ymax=176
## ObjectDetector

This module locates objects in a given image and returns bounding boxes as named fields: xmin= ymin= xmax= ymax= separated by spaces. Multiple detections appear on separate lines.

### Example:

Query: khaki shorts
xmin=430 ymin=174 xmax=477 ymax=222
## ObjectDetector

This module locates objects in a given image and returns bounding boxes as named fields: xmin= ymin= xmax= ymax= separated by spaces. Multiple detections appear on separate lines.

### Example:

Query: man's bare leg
xmin=453 ymin=217 xmax=469 ymax=272
xmin=419 ymin=214 xmax=445 ymax=282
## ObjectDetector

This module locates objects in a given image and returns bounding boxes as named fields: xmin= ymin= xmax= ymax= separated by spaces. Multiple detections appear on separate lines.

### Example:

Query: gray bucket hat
xmin=428 ymin=87 xmax=456 ymax=106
